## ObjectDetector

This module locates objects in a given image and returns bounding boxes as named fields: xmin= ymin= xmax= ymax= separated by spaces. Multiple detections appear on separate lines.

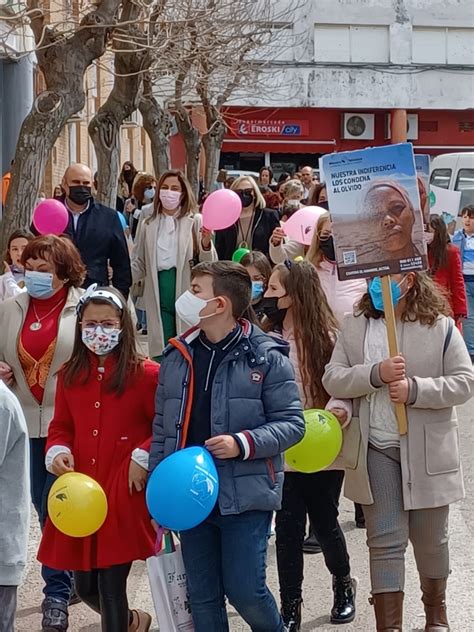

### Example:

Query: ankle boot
xmin=369 ymin=591 xmax=404 ymax=631
xmin=281 ymin=597 xmax=302 ymax=632
xmin=330 ymin=575 xmax=356 ymax=624
xmin=420 ymin=577 xmax=450 ymax=631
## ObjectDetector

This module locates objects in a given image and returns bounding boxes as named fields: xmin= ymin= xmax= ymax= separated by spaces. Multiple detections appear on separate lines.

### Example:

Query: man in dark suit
xmin=62 ymin=163 xmax=131 ymax=299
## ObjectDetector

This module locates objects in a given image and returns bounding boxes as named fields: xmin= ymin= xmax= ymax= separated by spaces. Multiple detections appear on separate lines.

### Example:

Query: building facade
xmin=169 ymin=0 xmax=474 ymax=176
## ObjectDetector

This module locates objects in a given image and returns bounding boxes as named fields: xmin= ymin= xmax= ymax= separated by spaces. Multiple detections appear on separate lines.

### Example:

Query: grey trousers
xmin=0 ymin=586 xmax=17 ymax=632
xmin=363 ymin=445 xmax=450 ymax=594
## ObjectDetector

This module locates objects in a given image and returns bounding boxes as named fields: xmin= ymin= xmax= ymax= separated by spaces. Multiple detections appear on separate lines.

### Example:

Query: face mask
xmin=68 ymin=185 xmax=92 ymax=205
xmin=144 ymin=187 xmax=156 ymax=201
xmin=424 ymin=231 xmax=434 ymax=245
xmin=368 ymin=277 xmax=405 ymax=312
xmin=319 ymin=235 xmax=336 ymax=262
xmin=81 ymin=326 xmax=122 ymax=356
xmin=159 ymin=189 xmax=182 ymax=210
xmin=262 ymin=296 xmax=287 ymax=326
xmin=175 ymin=290 xmax=218 ymax=327
xmin=236 ymin=190 xmax=254 ymax=208
xmin=24 ymin=270 xmax=55 ymax=299
xmin=317 ymin=200 xmax=330 ymax=211
xmin=251 ymin=281 xmax=264 ymax=302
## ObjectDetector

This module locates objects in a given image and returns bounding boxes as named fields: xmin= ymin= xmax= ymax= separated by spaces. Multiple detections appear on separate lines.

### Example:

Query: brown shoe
xmin=420 ymin=577 xmax=450 ymax=631
xmin=369 ymin=591 xmax=404 ymax=631
xmin=129 ymin=609 xmax=152 ymax=632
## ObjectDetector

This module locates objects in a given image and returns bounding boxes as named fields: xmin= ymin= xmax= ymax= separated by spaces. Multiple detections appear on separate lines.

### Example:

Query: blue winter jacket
xmin=149 ymin=321 xmax=305 ymax=515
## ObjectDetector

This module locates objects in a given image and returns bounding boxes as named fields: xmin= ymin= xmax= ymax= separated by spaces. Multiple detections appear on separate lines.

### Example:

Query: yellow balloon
xmin=48 ymin=472 xmax=108 ymax=538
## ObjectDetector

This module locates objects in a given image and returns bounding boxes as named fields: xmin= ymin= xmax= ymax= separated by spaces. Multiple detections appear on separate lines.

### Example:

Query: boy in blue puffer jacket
xmin=149 ymin=260 xmax=305 ymax=632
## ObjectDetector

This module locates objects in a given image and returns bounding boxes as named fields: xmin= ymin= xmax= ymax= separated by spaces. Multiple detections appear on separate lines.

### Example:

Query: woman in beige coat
xmin=323 ymin=271 xmax=473 ymax=632
xmin=131 ymin=169 xmax=217 ymax=360
xmin=0 ymin=235 xmax=85 ymax=629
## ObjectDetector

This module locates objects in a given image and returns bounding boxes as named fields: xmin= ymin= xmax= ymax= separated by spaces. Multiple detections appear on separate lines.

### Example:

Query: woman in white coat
xmin=132 ymin=169 xmax=217 ymax=360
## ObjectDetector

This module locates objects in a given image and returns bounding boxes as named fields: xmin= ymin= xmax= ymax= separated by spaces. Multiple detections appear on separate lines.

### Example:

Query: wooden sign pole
xmin=381 ymin=275 xmax=408 ymax=435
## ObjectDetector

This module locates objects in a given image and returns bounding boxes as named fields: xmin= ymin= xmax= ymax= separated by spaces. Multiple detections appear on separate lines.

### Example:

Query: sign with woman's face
xmin=322 ymin=143 xmax=427 ymax=281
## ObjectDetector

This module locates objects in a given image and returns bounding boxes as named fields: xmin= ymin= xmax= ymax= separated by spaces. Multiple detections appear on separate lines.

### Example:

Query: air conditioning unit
xmin=342 ymin=113 xmax=375 ymax=140
xmin=386 ymin=113 xmax=419 ymax=140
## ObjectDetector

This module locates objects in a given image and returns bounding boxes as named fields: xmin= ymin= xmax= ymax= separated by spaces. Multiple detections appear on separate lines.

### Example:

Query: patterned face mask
xmin=81 ymin=326 xmax=122 ymax=356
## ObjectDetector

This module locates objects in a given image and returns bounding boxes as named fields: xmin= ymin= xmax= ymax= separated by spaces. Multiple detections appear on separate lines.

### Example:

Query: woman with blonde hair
xmin=214 ymin=175 xmax=280 ymax=260
xmin=131 ymin=169 xmax=217 ymax=360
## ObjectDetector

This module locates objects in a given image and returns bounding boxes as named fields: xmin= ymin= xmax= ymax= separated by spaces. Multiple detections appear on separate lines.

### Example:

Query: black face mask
xmin=261 ymin=297 xmax=287 ymax=327
xmin=320 ymin=235 xmax=336 ymax=262
xmin=317 ymin=200 xmax=329 ymax=211
xmin=236 ymin=190 xmax=254 ymax=208
xmin=68 ymin=185 xmax=92 ymax=205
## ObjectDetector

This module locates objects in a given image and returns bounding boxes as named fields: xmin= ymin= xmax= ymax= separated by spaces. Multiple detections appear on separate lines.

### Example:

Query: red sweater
xmin=38 ymin=357 xmax=159 ymax=571
xmin=429 ymin=244 xmax=468 ymax=319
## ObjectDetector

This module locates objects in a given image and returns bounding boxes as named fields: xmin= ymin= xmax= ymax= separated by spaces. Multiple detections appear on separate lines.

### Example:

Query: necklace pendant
xmin=239 ymin=241 xmax=248 ymax=249
xmin=30 ymin=322 xmax=42 ymax=331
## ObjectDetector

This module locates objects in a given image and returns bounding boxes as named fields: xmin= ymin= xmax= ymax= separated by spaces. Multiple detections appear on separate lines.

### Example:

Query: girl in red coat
xmin=428 ymin=214 xmax=468 ymax=329
xmin=38 ymin=285 xmax=159 ymax=632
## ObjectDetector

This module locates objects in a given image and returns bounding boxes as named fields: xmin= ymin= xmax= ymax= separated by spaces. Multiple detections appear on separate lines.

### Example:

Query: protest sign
xmin=429 ymin=184 xmax=462 ymax=217
xmin=414 ymin=154 xmax=431 ymax=225
xmin=322 ymin=143 xmax=427 ymax=282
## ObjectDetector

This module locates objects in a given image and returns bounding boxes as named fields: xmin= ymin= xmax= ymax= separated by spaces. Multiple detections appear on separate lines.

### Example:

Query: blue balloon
xmin=116 ymin=211 xmax=127 ymax=231
xmin=146 ymin=447 xmax=219 ymax=531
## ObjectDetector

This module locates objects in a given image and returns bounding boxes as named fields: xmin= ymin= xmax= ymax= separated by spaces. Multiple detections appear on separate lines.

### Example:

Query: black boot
xmin=281 ymin=598 xmax=302 ymax=632
xmin=330 ymin=575 xmax=357 ymax=624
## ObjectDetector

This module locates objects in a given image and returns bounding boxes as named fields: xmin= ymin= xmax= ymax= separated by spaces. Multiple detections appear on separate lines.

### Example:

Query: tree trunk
xmin=139 ymin=93 xmax=171 ymax=178
xmin=174 ymin=107 xmax=201 ymax=198
xmin=202 ymin=116 xmax=226 ymax=193
xmin=89 ymin=0 xmax=145 ymax=208
xmin=0 ymin=1 xmax=119 ymax=252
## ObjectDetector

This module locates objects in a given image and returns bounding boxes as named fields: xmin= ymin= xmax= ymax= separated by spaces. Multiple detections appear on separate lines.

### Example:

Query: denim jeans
xmin=180 ymin=509 xmax=283 ymax=632
xmin=30 ymin=438 xmax=72 ymax=603
xmin=276 ymin=471 xmax=351 ymax=601
xmin=0 ymin=586 xmax=16 ymax=632
xmin=463 ymin=279 xmax=474 ymax=356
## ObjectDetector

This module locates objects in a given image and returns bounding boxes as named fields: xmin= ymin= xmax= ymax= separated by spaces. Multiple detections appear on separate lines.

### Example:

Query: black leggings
xmin=74 ymin=563 xmax=132 ymax=632
xmin=276 ymin=471 xmax=351 ymax=601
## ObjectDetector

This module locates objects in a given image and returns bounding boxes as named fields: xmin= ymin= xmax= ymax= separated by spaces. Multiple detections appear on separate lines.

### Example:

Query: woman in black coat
xmin=215 ymin=176 xmax=280 ymax=261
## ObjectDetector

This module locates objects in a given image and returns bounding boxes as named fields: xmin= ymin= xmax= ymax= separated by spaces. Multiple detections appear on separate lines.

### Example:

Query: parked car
xmin=430 ymin=152 xmax=474 ymax=211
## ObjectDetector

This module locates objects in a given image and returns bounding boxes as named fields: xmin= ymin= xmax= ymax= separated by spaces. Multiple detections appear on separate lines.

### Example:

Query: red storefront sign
xmin=229 ymin=119 xmax=310 ymax=137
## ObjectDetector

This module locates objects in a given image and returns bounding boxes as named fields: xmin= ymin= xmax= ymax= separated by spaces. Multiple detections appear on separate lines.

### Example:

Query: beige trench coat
xmin=322 ymin=313 xmax=473 ymax=511
xmin=0 ymin=286 xmax=83 ymax=438
xmin=131 ymin=212 xmax=217 ymax=358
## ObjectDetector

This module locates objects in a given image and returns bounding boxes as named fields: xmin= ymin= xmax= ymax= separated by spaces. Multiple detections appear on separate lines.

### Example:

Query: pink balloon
xmin=33 ymin=199 xmax=69 ymax=235
xmin=282 ymin=206 xmax=328 ymax=246
xmin=202 ymin=189 xmax=242 ymax=230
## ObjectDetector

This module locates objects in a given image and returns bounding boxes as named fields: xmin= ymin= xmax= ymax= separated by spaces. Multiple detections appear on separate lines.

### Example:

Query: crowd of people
xmin=0 ymin=160 xmax=473 ymax=632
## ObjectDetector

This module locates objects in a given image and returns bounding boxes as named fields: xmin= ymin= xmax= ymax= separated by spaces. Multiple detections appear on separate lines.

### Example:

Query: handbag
xmin=147 ymin=532 xmax=195 ymax=631
xmin=328 ymin=416 xmax=362 ymax=471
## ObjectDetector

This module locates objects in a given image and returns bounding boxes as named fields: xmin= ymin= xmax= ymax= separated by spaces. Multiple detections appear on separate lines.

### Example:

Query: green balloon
xmin=285 ymin=409 xmax=343 ymax=473
xmin=232 ymin=247 xmax=250 ymax=263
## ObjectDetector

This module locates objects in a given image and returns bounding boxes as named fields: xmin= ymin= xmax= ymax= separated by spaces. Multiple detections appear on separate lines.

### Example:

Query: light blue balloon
xmin=116 ymin=211 xmax=127 ymax=231
xmin=146 ymin=447 xmax=219 ymax=531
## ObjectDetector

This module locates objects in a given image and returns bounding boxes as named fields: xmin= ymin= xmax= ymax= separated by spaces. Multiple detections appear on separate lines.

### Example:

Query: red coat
xmin=429 ymin=244 xmax=468 ymax=321
xmin=38 ymin=357 xmax=159 ymax=571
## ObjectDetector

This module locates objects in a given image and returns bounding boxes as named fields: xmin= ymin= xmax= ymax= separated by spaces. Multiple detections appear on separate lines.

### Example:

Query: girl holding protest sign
xmin=323 ymin=271 xmax=473 ymax=632
xmin=265 ymin=260 xmax=357 ymax=630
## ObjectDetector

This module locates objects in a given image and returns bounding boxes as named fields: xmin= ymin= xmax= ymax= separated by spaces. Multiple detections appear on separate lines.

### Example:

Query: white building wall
xmin=230 ymin=0 xmax=474 ymax=110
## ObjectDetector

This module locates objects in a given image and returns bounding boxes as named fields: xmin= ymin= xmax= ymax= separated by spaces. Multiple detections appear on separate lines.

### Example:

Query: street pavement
xmin=15 ymin=399 xmax=473 ymax=632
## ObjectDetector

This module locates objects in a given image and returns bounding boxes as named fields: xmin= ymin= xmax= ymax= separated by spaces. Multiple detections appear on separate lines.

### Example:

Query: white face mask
xmin=175 ymin=290 xmax=218 ymax=327
xmin=159 ymin=189 xmax=182 ymax=211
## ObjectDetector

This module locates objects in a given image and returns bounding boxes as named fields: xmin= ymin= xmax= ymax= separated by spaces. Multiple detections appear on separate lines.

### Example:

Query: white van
xmin=430 ymin=152 xmax=474 ymax=212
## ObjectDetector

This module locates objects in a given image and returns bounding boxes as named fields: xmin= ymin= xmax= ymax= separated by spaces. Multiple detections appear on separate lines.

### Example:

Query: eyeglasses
xmin=318 ymin=231 xmax=332 ymax=241
xmin=81 ymin=320 xmax=121 ymax=329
